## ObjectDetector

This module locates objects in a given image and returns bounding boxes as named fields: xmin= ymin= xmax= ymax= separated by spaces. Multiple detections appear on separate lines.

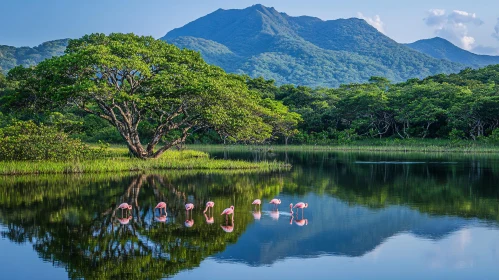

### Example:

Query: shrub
xmin=0 ymin=121 xmax=90 ymax=161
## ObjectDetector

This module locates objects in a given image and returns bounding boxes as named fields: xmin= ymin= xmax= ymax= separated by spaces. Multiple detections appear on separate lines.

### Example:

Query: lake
xmin=0 ymin=149 xmax=498 ymax=279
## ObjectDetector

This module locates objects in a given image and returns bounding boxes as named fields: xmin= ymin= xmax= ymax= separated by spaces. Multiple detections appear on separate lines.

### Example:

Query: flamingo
xmin=204 ymin=213 xmax=214 ymax=224
xmin=221 ymin=205 xmax=234 ymax=221
xmin=289 ymin=203 xmax=294 ymax=215
xmin=118 ymin=203 xmax=132 ymax=216
xmin=117 ymin=216 xmax=132 ymax=225
xmin=155 ymin=202 xmax=167 ymax=215
xmin=185 ymin=203 xmax=194 ymax=220
xmin=252 ymin=199 xmax=261 ymax=210
xmin=203 ymin=201 xmax=215 ymax=213
xmin=269 ymin=198 xmax=281 ymax=210
xmin=155 ymin=215 xmax=167 ymax=223
xmin=293 ymin=202 xmax=308 ymax=217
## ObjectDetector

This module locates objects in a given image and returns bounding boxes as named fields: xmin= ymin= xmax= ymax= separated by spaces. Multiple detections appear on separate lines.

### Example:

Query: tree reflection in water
xmin=1 ymin=151 xmax=499 ymax=278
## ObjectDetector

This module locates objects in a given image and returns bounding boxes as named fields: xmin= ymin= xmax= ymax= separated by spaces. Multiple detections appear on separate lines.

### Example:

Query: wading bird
xmin=203 ymin=201 xmax=215 ymax=213
xmin=221 ymin=206 xmax=234 ymax=221
xmin=269 ymin=198 xmax=281 ymax=210
xmin=117 ymin=216 xmax=132 ymax=225
xmin=155 ymin=202 xmax=167 ymax=215
xmin=185 ymin=203 xmax=194 ymax=220
xmin=292 ymin=202 xmax=308 ymax=216
xmin=252 ymin=199 xmax=261 ymax=210
xmin=118 ymin=203 xmax=132 ymax=216
xmin=155 ymin=215 xmax=167 ymax=223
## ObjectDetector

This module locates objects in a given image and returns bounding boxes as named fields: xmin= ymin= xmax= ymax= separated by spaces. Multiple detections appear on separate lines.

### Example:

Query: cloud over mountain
xmin=424 ymin=9 xmax=483 ymax=50
xmin=357 ymin=13 xmax=385 ymax=33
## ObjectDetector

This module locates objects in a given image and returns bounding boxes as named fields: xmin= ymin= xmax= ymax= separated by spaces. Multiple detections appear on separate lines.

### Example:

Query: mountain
xmin=0 ymin=39 xmax=69 ymax=73
xmin=162 ymin=4 xmax=465 ymax=87
xmin=406 ymin=37 xmax=499 ymax=68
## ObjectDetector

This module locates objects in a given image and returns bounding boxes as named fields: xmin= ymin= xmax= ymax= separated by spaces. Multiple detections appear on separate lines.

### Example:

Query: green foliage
xmin=4 ymin=33 xmax=276 ymax=158
xmin=0 ymin=121 xmax=89 ymax=161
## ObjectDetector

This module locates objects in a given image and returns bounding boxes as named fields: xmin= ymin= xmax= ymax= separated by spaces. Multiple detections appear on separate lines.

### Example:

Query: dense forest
xmin=1 ymin=33 xmax=499 ymax=154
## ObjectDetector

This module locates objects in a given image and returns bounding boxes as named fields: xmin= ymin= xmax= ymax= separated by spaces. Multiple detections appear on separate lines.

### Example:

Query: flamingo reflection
xmin=221 ymin=219 xmax=234 ymax=233
xmin=117 ymin=215 xmax=133 ymax=225
xmin=204 ymin=213 xmax=214 ymax=224
xmin=269 ymin=209 xmax=280 ymax=221
xmin=155 ymin=215 xmax=167 ymax=223
xmin=252 ymin=210 xmax=261 ymax=220
xmin=293 ymin=218 xmax=308 ymax=226
xmin=185 ymin=219 xmax=194 ymax=228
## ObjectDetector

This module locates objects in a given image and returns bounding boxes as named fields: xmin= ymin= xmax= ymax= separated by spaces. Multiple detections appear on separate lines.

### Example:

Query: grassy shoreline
xmin=189 ymin=139 xmax=499 ymax=154
xmin=0 ymin=150 xmax=290 ymax=175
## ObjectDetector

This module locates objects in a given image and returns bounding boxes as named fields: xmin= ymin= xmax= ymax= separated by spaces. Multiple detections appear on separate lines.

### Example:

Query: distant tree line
xmin=1 ymin=33 xmax=499 ymax=158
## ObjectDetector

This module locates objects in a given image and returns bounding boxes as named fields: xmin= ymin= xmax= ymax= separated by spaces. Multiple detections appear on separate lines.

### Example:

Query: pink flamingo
xmin=221 ymin=206 xmax=234 ymax=221
xmin=203 ymin=201 xmax=215 ymax=213
xmin=269 ymin=198 xmax=281 ymax=210
xmin=185 ymin=203 xmax=194 ymax=219
xmin=204 ymin=213 xmax=214 ymax=224
xmin=155 ymin=215 xmax=167 ymax=223
xmin=118 ymin=203 xmax=132 ymax=216
xmin=289 ymin=203 xmax=294 ymax=215
xmin=117 ymin=216 xmax=132 ymax=225
xmin=155 ymin=202 xmax=167 ymax=215
xmin=252 ymin=199 xmax=261 ymax=210
xmin=292 ymin=202 xmax=308 ymax=217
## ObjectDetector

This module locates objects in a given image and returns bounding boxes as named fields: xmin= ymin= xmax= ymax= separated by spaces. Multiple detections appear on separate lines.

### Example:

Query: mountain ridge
xmin=0 ymin=39 xmax=69 ymax=73
xmin=162 ymin=4 xmax=466 ymax=87
xmin=406 ymin=37 xmax=499 ymax=68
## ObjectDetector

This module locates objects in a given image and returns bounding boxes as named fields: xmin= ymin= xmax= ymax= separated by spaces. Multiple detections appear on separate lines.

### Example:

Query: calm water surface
xmin=0 ymin=150 xmax=498 ymax=279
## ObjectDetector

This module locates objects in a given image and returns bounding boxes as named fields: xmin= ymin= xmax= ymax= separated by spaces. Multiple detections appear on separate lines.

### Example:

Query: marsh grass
xmin=0 ymin=149 xmax=290 ymax=175
xmin=190 ymin=139 xmax=499 ymax=154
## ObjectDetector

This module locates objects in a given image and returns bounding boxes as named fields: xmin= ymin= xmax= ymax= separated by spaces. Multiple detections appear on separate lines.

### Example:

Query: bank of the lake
xmin=0 ymin=149 xmax=290 ymax=175
xmin=189 ymin=139 xmax=499 ymax=154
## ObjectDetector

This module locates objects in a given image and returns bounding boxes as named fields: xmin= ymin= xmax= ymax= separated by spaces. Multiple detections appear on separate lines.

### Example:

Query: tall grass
xmin=0 ymin=150 xmax=290 ymax=175
xmin=189 ymin=139 xmax=499 ymax=154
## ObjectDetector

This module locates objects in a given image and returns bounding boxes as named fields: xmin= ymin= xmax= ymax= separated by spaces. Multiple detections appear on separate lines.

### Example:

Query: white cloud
xmin=357 ymin=12 xmax=385 ymax=33
xmin=424 ymin=9 xmax=482 ymax=51
xmin=493 ymin=18 xmax=499 ymax=41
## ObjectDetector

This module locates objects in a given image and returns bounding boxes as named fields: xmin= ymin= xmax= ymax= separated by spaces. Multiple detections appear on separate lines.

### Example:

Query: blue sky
xmin=1 ymin=0 xmax=499 ymax=54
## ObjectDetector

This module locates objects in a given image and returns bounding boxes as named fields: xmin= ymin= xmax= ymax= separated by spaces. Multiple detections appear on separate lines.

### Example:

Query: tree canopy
xmin=5 ymin=33 xmax=286 ymax=158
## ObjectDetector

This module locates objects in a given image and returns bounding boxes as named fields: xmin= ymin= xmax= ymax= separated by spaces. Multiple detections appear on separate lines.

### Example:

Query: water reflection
xmin=0 ymin=151 xmax=498 ymax=279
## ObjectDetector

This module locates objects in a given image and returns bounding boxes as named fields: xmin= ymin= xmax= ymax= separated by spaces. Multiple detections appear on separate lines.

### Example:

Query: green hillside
xmin=0 ymin=39 xmax=68 ymax=73
xmin=162 ymin=4 xmax=465 ymax=87
xmin=406 ymin=37 xmax=499 ymax=68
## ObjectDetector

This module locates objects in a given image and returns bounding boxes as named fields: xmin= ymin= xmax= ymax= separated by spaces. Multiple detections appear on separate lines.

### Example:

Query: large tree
xmin=8 ymin=33 xmax=273 ymax=158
